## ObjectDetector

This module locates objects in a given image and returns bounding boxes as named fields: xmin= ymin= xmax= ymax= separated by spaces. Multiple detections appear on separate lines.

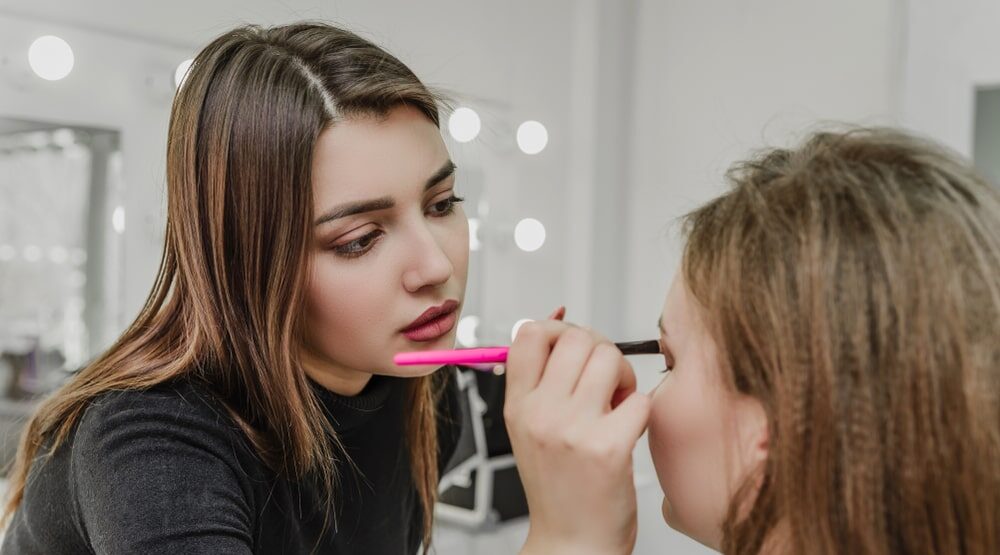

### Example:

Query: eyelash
xmin=660 ymin=349 xmax=675 ymax=374
xmin=429 ymin=194 xmax=465 ymax=217
xmin=331 ymin=195 xmax=465 ymax=259
xmin=333 ymin=230 xmax=382 ymax=258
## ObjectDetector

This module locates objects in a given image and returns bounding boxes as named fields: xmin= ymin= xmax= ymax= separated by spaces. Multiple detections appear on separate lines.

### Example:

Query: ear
xmin=735 ymin=396 xmax=769 ymax=467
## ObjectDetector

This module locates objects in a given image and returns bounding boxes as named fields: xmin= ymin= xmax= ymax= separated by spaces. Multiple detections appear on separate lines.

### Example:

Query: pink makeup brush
xmin=394 ymin=340 xmax=661 ymax=372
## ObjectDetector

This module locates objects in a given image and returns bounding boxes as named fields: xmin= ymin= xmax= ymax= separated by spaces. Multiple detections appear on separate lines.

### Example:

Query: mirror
xmin=973 ymin=85 xmax=1000 ymax=186
xmin=0 ymin=116 xmax=123 ymax=470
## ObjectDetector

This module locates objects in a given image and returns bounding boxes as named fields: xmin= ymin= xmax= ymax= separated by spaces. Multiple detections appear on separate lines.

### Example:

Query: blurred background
xmin=0 ymin=1 xmax=997 ymax=553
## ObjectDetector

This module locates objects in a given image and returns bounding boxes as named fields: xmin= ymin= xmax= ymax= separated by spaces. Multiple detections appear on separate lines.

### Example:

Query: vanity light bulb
xmin=29 ymin=36 xmax=74 ymax=81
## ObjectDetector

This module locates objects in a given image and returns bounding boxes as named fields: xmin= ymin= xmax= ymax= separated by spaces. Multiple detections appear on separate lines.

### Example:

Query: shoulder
xmin=77 ymin=379 xmax=235 ymax=443
xmin=72 ymin=378 xmax=258 ymax=482
xmin=66 ymin=380 xmax=259 ymax=553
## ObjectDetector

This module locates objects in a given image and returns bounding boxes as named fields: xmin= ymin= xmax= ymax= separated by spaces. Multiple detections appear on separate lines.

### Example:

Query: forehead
xmin=661 ymin=271 xmax=692 ymax=331
xmin=311 ymin=106 xmax=448 ymax=206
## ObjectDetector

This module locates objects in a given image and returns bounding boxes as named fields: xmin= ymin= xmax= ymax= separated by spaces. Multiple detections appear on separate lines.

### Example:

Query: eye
xmin=660 ymin=346 xmax=675 ymax=373
xmin=427 ymin=195 xmax=464 ymax=217
xmin=332 ymin=230 xmax=383 ymax=259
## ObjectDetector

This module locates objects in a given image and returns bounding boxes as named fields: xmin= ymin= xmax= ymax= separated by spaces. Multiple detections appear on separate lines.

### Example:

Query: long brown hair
xmin=3 ymin=22 xmax=448 ymax=549
xmin=682 ymin=128 xmax=1000 ymax=554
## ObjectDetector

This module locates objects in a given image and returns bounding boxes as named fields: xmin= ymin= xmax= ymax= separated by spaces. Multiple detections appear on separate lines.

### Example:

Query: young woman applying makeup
xmin=506 ymin=129 xmax=1000 ymax=555
xmin=2 ymin=22 xmax=470 ymax=554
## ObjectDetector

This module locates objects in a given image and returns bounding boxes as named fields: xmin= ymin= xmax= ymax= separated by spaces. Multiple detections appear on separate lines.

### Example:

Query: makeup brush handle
xmin=393 ymin=340 xmax=661 ymax=367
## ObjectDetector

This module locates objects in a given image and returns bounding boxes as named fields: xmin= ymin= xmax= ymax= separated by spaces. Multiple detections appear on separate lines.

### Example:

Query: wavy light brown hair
xmin=3 ymin=22 xmax=448 ymax=549
xmin=682 ymin=128 xmax=1000 ymax=554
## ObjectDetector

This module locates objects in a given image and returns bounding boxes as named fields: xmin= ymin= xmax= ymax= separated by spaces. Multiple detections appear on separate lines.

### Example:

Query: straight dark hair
xmin=4 ymin=22 xmax=450 ymax=551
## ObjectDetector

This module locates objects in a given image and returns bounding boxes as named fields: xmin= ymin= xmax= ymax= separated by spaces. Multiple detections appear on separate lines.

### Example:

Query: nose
xmin=401 ymin=222 xmax=454 ymax=293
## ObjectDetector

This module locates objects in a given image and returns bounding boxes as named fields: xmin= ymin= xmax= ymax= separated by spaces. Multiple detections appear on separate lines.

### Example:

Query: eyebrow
xmin=313 ymin=160 xmax=457 ymax=226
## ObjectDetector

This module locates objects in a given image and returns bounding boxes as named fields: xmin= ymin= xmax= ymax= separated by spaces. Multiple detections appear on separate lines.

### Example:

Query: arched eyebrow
xmin=313 ymin=160 xmax=456 ymax=226
xmin=424 ymin=160 xmax=457 ymax=191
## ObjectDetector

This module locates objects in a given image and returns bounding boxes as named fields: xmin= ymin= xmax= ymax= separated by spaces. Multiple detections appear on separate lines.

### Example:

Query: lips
xmin=401 ymin=300 xmax=459 ymax=342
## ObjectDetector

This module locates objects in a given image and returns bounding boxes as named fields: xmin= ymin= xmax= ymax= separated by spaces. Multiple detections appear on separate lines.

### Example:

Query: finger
xmin=506 ymin=320 xmax=575 ymax=399
xmin=547 ymin=306 xmax=566 ymax=321
xmin=611 ymin=358 xmax=637 ymax=408
xmin=538 ymin=327 xmax=599 ymax=396
xmin=599 ymin=391 xmax=652 ymax=446
xmin=575 ymin=343 xmax=636 ymax=413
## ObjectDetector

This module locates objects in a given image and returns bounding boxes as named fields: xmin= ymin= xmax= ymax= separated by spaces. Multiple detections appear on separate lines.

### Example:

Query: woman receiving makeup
xmin=2 ymin=22 xmax=471 ymax=554
xmin=504 ymin=129 xmax=1000 ymax=555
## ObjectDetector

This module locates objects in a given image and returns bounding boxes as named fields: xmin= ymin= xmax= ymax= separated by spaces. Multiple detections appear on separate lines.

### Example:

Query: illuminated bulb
xmin=48 ymin=246 xmax=68 ymax=264
xmin=448 ymin=107 xmax=481 ymax=143
xmin=112 ymin=206 xmax=126 ymax=234
xmin=516 ymin=120 xmax=548 ymax=154
xmin=70 ymin=249 xmax=87 ymax=265
xmin=511 ymin=318 xmax=533 ymax=342
xmin=23 ymin=245 xmax=42 ymax=262
xmin=514 ymin=218 xmax=546 ymax=252
xmin=468 ymin=217 xmax=481 ymax=251
xmin=29 ymin=36 xmax=74 ymax=81
xmin=174 ymin=59 xmax=193 ymax=89
xmin=457 ymin=316 xmax=480 ymax=347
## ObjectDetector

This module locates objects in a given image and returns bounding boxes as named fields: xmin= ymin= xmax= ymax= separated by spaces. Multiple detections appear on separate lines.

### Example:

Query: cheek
xmin=305 ymin=255 xmax=395 ymax=362
xmin=441 ymin=211 xmax=470 ymax=284
xmin=647 ymin=372 xmax=732 ymax=545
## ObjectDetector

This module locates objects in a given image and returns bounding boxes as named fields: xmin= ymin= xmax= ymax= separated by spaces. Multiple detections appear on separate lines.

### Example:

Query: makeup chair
xmin=436 ymin=367 xmax=527 ymax=528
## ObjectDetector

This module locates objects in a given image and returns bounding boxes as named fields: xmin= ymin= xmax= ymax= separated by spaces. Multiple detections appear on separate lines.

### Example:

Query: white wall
xmin=622 ymin=1 xmax=902 ymax=552
xmin=0 ymin=13 xmax=190 ymax=326
xmin=900 ymin=0 xmax=1000 ymax=158
xmin=3 ymin=1 xmax=964 ymax=553
xmin=0 ymin=2 xmax=592 ymax=349
xmin=625 ymin=0 xmax=903 ymax=343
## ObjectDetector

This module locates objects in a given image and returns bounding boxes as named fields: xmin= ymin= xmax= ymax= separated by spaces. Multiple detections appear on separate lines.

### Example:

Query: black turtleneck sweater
xmin=1 ymin=369 xmax=463 ymax=554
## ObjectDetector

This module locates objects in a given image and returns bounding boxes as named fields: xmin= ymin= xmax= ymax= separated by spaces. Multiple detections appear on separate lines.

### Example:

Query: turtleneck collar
xmin=307 ymin=373 xmax=399 ymax=433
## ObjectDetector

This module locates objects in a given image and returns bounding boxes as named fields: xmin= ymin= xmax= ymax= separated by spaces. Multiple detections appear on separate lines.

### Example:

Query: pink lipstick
xmin=401 ymin=300 xmax=459 ymax=342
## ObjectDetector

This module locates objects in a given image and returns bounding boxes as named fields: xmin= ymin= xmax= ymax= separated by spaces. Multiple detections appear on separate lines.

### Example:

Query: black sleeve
xmin=71 ymin=387 xmax=256 ymax=554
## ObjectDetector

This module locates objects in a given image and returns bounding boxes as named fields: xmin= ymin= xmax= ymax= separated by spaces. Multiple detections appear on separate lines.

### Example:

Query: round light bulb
xmin=112 ymin=206 xmax=126 ymax=234
xmin=468 ymin=217 xmax=481 ymax=251
xmin=23 ymin=245 xmax=42 ymax=262
xmin=174 ymin=59 xmax=193 ymax=89
xmin=29 ymin=36 xmax=75 ymax=81
xmin=48 ymin=246 xmax=68 ymax=264
xmin=516 ymin=120 xmax=548 ymax=154
xmin=448 ymin=107 xmax=481 ymax=143
xmin=457 ymin=315 xmax=480 ymax=347
xmin=511 ymin=318 xmax=534 ymax=342
xmin=514 ymin=218 xmax=546 ymax=252
xmin=70 ymin=248 xmax=87 ymax=266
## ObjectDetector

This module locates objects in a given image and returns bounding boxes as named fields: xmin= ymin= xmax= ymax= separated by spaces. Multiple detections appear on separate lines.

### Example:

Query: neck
xmin=300 ymin=348 xmax=373 ymax=397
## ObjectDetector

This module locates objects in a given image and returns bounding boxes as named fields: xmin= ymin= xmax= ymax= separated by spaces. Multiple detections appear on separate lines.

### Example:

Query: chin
xmin=661 ymin=496 xmax=675 ymax=526
xmin=662 ymin=497 xmax=721 ymax=551
xmin=381 ymin=362 xmax=443 ymax=378
xmin=382 ymin=333 xmax=457 ymax=377
xmin=660 ymin=497 xmax=692 ymax=538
